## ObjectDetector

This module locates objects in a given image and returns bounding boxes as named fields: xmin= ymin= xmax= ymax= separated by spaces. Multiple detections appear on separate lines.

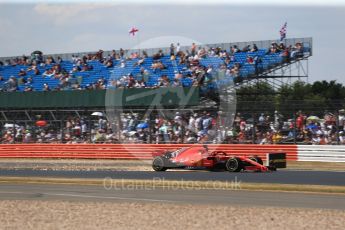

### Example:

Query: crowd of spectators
xmin=0 ymin=41 xmax=306 ymax=92
xmin=1 ymin=109 xmax=345 ymax=145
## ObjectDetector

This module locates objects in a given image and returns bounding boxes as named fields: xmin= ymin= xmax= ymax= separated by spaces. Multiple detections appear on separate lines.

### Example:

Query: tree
xmin=236 ymin=80 xmax=345 ymax=116
xmin=236 ymin=82 xmax=275 ymax=113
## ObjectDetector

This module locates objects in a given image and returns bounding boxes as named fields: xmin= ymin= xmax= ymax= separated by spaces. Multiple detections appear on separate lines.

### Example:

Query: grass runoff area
xmin=287 ymin=161 xmax=345 ymax=171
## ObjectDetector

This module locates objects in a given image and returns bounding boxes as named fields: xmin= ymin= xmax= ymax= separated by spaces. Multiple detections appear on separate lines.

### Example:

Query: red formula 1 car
xmin=152 ymin=145 xmax=286 ymax=172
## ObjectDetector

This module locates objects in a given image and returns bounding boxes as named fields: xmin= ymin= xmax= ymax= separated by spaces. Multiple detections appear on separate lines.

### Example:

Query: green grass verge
xmin=286 ymin=161 xmax=345 ymax=171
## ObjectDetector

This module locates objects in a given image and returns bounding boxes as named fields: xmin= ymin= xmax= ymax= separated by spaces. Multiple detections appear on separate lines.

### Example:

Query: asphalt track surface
xmin=0 ymin=183 xmax=345 ymax=210
xmin=0 ymin=169 xmax=345 ymax=186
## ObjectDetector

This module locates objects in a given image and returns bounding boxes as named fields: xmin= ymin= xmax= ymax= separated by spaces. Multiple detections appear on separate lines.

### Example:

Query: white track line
xmin=0 ymin=191 xmax=176 ymax=203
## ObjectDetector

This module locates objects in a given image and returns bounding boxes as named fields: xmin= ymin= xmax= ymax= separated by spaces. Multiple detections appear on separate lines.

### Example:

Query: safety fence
xmin=0 ymin=144 xmax=297 ymax=160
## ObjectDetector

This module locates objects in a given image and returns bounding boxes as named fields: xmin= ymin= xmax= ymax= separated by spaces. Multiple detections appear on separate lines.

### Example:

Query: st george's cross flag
xmin=129 ymin=27 xmax=139 ymax=36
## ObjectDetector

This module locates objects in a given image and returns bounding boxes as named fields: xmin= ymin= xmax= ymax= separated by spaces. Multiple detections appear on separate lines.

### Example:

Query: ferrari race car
xmin=152 ymin=145 xmax=286 ymax=172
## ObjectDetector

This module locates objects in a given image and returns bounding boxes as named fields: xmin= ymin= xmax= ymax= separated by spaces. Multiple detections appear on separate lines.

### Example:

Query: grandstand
xmin=0 ymin=37 xmax=313 ymax=144
xmin=0 ymin=37 xmax=312 ymax=92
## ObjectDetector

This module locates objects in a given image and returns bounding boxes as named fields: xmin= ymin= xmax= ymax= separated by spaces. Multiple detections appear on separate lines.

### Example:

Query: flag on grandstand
xmin=279 ymin=22 xmax=287 ymax=41
xmin=129 ymin=27 xmax=139 ymax=36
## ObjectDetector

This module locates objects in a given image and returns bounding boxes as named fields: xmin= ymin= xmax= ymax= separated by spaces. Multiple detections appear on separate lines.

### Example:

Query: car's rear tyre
xmin=152 ymin=156 xmax=168 ymax=171
xmin=249 ymin=156 xmax=263 ymax=165
xmin=225 ymin=157 xmax=243 ymax=172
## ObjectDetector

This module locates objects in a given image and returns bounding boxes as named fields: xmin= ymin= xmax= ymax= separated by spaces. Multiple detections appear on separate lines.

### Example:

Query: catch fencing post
xmin=336 ymin=110 xmax=340 ymax=145
xmin=60 ymin=113 xmax=64 ymax=143
xmin=12 ymin=119 xmax=16 ymax=144
xmin=88 ymin=111 xmax=92 ymax=143
xmin=252 ymin=112 xmax=256 ymax=144
xmin=293 ymin=109 xmax=296 ymax=144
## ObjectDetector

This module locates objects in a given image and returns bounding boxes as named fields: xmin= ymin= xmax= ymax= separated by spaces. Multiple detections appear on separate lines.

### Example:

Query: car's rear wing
xmin=266 ymin=152 xmax=287 ymax=169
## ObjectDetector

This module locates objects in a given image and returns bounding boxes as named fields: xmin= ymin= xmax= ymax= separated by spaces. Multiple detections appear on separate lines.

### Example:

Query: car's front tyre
xmin=225 ymin=157 xmax=243 ymax=172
